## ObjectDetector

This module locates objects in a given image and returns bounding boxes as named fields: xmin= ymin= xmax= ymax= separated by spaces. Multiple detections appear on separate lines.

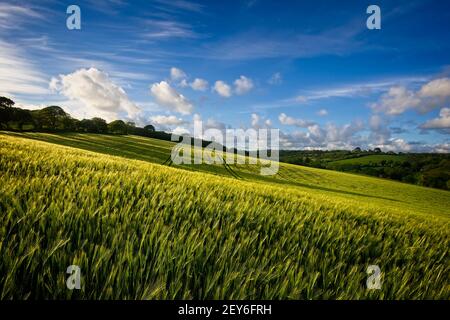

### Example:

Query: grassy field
xmin=0 ymin=132 xmax=449 ymax=299
xmin=329 ymin=155 xmax=408 ymax=166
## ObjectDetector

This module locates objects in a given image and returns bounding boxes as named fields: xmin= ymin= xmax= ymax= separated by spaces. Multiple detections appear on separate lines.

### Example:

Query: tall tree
xmin=0 ymin=97 xmax=15 ymax=129
xmin=108 ymin=120 xmax=128 ymax=135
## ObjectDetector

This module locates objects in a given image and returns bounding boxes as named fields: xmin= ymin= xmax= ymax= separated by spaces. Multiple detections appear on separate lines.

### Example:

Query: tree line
xmin=0 ymin=96 xmax=160 ymax=137
xmin=0 ymin=96 xmax=214 ymax=146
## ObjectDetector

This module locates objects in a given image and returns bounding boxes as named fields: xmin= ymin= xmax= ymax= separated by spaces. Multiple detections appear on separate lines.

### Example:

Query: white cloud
xmin=372 ymin=78 xmax=450 ymax=115
xmin=371 ymin=86 xmax=421 ymax=115
xmin=0 ymin=3 xmax=45 ymax=31
xmin=50 ymin=68 xmax=140 ymax=121
xmin=418 ymin=78 xmax=450 ymax=98
xmin=317 ymin=109 xmax=328 ymax=116
xmin=278 ymin=113 xmax=315 ymax=128
xmin=432 ymin=143 xmax=450 ymax=153
xmin=251 ymin=113 xmax=260 ymax=127
xmin=179 ymin=79 xmax=189 ymax=88
xmin=170 ymin=67 xmax=187 ymax=81
xmin=278 ymin=119 xmax=366 ymax=151
xmin=368 ymin=114 xmax=391 ymax=145
xmin=250 ymin=113 xmax=272 ymax=129
xmin=369 ymin=138 xmax=412 ymax=153
xmin=0 ymin=39 xmax=49 ymax=96
xmin=150 ymin=114 xmax=186 ymax=126
xmin=172 ymin=126 xmax=190 ymax=136
xmin=234 ymin=75 xmax=254 ymax=95
xmin=268 ymin=72 xmax=282 ymax=85
xmin=142 ymin=20 xmax=198 ymax=39
xmin=190 ymin=78 xmax=208 ymax=91
xmin=420 ymin=108 xmax=450 ymax=133
xmin=213 ymin=80 xmax=232 ymax=97
xmin=150 ymin=81 xmax=193 ymax=114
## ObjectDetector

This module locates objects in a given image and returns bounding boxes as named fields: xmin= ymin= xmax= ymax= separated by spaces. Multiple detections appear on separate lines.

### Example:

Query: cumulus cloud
xmin=49 ymin=67 xmax=140 ymax=121
xmin=275 ymin=111 xmax=445 ymax=152
xmin=150 ymin=81 xmax=193 ymax=114
xmin=213 ymin=80 xmax=232 ymax=97
xmin=278 ymin=113 xmax=316 ymax=128
xmin=418 ymin=78 xmax=450 ymax=98
xmin=250 ymin=113 xmax=272 ymax=129
xmin=251 ymin=113 xmax=260 ymax=128
xmin=278 ymin=118 xmax=367 ymax=151
xmin=371 ymin=78 xmax=450 ymax=115
xmin=420 ymin=108 xmax=450 ymax=133
xmin=371 ymin=86 xmax=421 ymax=115
xmin=369 ymin=138 xmax=412 ymax=153
xmin=150 ymin=115 xmax=186 ymax=126
xmin=190 ymin=78 xmax=208 ymax=91
xmin=368 ymin=114 xmax=392 ymax=145
xmin=234 ymin=75 xmax=254 ymax=95
xmin=170 ymin=67 xmax=187 ymax=81
xmin=172 ymin=126 xmax=190 ymax=136
xmin=317 ymin=109 xmax=328 ymax=116
xmin=432 ymin=143 xmax=450 ymax=153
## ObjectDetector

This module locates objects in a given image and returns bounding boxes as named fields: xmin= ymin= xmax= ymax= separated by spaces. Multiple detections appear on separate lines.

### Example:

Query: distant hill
xmin=280 ymin=150 xmax=450 ymax=190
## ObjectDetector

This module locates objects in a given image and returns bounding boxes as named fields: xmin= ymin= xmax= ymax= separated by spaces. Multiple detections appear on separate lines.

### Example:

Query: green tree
xmin=32 ymin=106 xmax=73 ymax=131
xmin=108 ymin=120 xmax=128 ymax=135
xmin=91 ymin=118 xmax=108 ymax=133
xmin=0 ymin=96 xmax=15 ymax=129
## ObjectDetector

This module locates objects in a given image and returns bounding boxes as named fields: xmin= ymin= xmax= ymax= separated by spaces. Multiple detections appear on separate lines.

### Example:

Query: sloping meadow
xmin=0 ymin=134 xmax=449 ymax=299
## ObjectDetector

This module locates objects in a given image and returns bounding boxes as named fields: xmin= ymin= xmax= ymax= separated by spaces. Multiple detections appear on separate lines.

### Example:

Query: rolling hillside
xmin=328 ymin=155 xmax=408 ymax=166
xmin=0 ymin=132 xmax=449 ymax=299
xmin=5 ymin=132 xmax=449 ymax=217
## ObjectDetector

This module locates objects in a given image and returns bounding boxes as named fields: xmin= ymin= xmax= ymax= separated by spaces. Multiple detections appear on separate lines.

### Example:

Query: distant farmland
xmin=328 ymin=155 xmax=408 ymax=166
xmin=1 ymin=132 xmax=449 ymax=299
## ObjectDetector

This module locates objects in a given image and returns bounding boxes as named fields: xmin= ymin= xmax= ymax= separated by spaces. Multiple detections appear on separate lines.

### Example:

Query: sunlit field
xmin=1 ymin=132 xmax=449 ymax=299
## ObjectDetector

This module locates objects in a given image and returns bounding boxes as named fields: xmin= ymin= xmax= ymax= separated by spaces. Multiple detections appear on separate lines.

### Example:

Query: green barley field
xmin=0 ymin=132 xmax=449 ymax=299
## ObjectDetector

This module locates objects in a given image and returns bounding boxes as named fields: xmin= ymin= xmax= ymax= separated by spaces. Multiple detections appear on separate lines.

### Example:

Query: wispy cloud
xmin=250 ymin=77 xmax=428 ymax=111
xmin=0 ymin=2 xmax=46 ymax=31
xmin=85 ymin=0 xmax=127 ymax=15
xmin=0 ymin=2 xmax=49 ymax=34
xmin=197 ymin=20 xmax=366 ymax=60
xmin=151 ymin=0 xmax=205 ymax=14
xmin=140 ymin=18 xmax=200 ymax=39
xmin=294 ymin=77 xmax=429 ymax=102
xmin=0 ymin=39 xmax=50 ymax=96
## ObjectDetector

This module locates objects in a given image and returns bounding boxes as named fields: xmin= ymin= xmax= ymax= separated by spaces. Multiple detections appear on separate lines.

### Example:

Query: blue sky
xmin=1 ymin=0 xmax=450 ymax=151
